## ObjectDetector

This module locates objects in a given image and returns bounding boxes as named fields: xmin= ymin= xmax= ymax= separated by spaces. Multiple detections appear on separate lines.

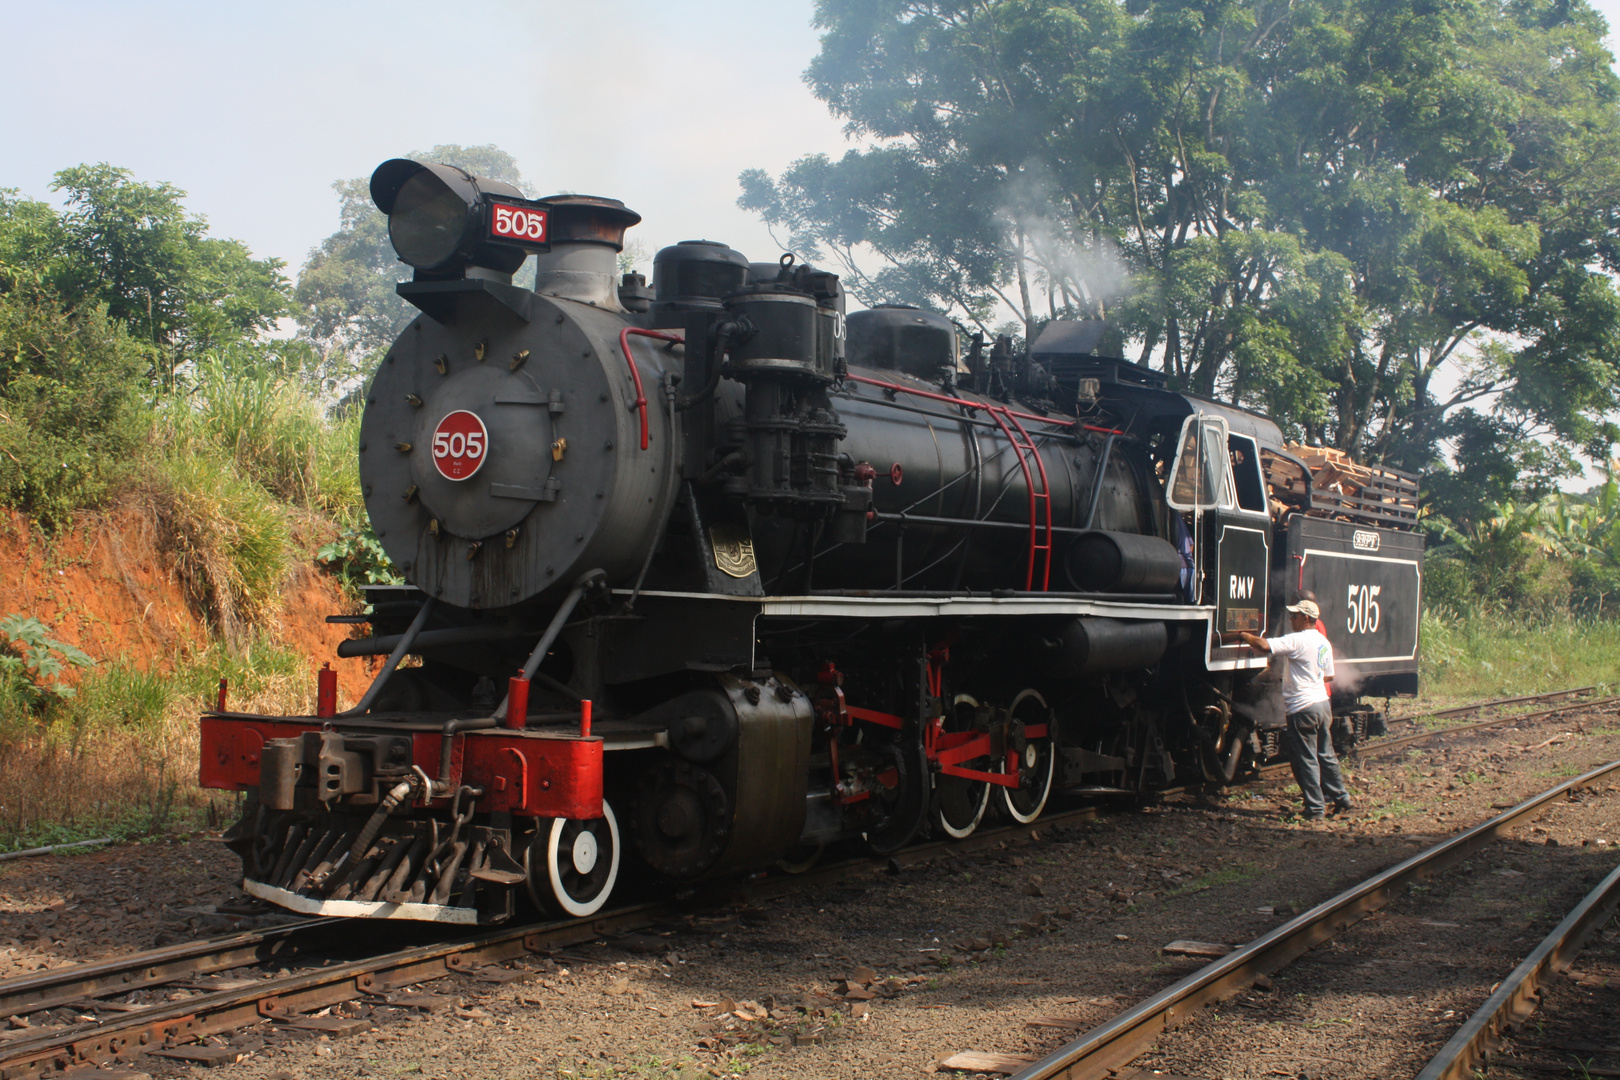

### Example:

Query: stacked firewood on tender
xmin=1260 ymin=443 xmax=1419 ymax=528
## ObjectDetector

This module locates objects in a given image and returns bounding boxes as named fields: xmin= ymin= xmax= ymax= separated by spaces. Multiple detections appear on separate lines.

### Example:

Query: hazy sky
xmin=0 ymin=1 xmax=851 ymax=274
xmin=5 ymin=0 xmax=1620 ymax=281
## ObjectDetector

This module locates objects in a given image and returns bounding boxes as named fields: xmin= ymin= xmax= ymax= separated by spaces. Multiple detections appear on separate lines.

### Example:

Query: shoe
xmin=1327 ymin=800 xmax=1354 ymax=817
xmin=1302 ymin=812 xmax=1325 ymax=822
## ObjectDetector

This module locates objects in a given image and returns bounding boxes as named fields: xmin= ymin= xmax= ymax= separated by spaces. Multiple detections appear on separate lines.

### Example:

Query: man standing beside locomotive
xmin=1236 ymin=601 xmax=1354 ymax=821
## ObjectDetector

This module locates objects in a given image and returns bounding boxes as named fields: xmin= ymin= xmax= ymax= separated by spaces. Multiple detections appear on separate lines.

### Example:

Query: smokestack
xmin=531 ymin=194 xmax=641 ymax=311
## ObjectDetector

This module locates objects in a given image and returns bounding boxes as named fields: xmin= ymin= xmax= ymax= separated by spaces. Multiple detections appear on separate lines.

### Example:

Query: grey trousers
xmin=1283 ymin=701 xmax=1348 ymax=816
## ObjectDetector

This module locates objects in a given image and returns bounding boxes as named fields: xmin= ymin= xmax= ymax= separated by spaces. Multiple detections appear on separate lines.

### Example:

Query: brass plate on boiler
xmin=710 ymin=525 xmax=757 ymax=579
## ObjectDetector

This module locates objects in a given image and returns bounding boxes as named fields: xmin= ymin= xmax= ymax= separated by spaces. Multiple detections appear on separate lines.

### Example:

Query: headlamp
xmin=370 ymin=158 xmax=551 ymax=278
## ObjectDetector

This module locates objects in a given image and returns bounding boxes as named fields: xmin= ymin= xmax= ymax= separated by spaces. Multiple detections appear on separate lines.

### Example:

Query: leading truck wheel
xmin=527 ymin=801 xmax=621 ymax=918
xmin=1000 ymin=689 xmax=1055 ymax=824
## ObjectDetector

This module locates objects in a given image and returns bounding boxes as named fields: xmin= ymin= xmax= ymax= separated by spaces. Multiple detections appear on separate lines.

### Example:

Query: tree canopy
xmin=1 ymin=165 xmax=288 ymax=390
xmin=0 ymin=165 xmax=295 ymax=524
xmin=741 ymin=0 xmax=1620 ymax=521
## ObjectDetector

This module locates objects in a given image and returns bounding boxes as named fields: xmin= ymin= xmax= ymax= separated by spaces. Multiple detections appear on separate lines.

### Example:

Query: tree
xmin=0 ymin=165 xmax=289 ymax=525
xmin=0 ymin=281 xmax=152 ymax=528
xmin=45 ymin=165 xmax=287 ymax=389
xmin=294 ymin=145 xmax=527 ymax=393
xmin=743 ymin=0 xmax=1620 ymax=521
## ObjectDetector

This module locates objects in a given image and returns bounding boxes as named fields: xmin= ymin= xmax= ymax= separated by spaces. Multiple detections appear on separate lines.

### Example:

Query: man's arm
xmin=1236 ymin=631 xmax=1272 ymax=652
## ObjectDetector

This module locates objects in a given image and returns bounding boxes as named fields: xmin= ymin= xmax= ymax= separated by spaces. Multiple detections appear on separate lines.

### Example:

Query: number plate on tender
xmin=432 ymin=410 xmax=488 ymax=481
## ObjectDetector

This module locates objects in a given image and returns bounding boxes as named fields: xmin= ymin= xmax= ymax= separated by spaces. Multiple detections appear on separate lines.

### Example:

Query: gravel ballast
xmin=1 ymin=702 xmax=1616 ymax=1079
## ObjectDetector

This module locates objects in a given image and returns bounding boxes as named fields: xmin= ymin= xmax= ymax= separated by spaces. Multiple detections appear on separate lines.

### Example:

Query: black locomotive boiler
xmin=199 ymin=159 xmax=1424 ymax=923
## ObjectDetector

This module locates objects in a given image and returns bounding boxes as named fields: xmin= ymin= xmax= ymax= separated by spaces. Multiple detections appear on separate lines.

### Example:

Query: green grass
xmin=1417 ymin=610 xmax=1620 ymax=708
xmin=143 ymin=354 xmax=361 ymax=641
xmin=1164 ymin=863 xmax=1262 ymax=897
xmin=0 ymin=322 xmax=361 ymax=853
xmin=1372 ymin=798 xmax=1424 ymax=819
xmin=149 ymin=449 xmax=292 ymax=642
xmin=160 ymin=356 xmax=362 ymax=521
xmin=0 ymin=636 xmax=308 ymax=851
xmin=70 ymin=662 xmax=173 ymax=730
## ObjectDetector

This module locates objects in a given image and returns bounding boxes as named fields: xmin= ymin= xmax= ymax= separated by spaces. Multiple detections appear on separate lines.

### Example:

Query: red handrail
xmin=990 ymin=408 xmax=1055 ymax=590
xmin=842 ymin=373 xmax=1124 ymax=435
xmin=617 ymin=327 xmax=683 ymax=450
xmin=847 ymin=373 xmax=1080 ymax=590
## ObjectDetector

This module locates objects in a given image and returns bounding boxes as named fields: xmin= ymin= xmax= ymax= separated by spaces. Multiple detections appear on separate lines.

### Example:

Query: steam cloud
xmin=997 ymin=162 xmax=1131 ymax=319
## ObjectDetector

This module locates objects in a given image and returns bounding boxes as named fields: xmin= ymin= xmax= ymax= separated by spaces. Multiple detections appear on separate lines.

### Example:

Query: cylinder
xmin=1040 ymin=617 xmax=1168 ymax=680
xmin=258 ymin=739 xmax=299 ymax=810
xmin=506 ymin=676 xmax=530 ymax=730
xmin=316 ymin=663 xmax=337 ymax=719
xmin=653 ymin=240 xmax=750 ymax=314
xmin=1063 ymin=531 xmax=1184 ymax=593
xmin=530 ymin=195 xmax=641 ymax=310
xmin=580 ymin=699 xmax=593 ymax=738
xmin=724 ymin=289 xmax=824 ymax=378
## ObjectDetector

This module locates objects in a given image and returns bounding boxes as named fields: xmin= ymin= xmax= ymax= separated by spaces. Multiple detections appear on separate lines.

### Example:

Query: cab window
xmin=1226 ymin=434 xmax=1268 ymax=514
xmin=1166 ymin=415 xmax=1234 ymax=511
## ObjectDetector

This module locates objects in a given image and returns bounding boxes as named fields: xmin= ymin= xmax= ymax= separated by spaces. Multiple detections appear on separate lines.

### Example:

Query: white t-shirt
xmin=1267 ymin=628 xmax=1335 ymax=714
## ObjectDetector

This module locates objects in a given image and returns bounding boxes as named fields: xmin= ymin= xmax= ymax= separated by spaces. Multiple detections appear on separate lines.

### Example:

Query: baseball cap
xmin=1286 ymin=600 xmax=1320 ymax=620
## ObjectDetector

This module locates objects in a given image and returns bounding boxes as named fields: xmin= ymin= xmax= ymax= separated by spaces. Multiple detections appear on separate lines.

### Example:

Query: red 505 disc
xmin=431 ymin=410 xmax=488 ymax=481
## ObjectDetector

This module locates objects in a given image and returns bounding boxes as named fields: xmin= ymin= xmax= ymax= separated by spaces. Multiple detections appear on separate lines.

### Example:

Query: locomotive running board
xmin=621 ymin=589 xmax=1218 ymax=622
xmin=243 ymin=880 xmax=480 ymax=924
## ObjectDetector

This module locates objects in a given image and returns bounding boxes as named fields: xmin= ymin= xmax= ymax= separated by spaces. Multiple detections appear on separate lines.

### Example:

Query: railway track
xmin=0 ymin=802 xmax=1111 ymax=1079
xmin=1396 ymin=686 xmax=1598 ymax=724
xmin=1253 ymin=687 xmax=1619 ymax=779
xmin=1416 ymin=854 xmax=1620 ymax=1079
xmin=0 ymin=685 xmax=1608 ymax=1079
xmin=1007 ymin=757 xmax=1620 ymax=1080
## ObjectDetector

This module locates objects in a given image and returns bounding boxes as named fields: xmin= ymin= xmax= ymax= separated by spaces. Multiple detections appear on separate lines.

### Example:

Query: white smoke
xmin=1332 ymin=661 xmax=1366 ymax=697
xmin=997 ymin=162 xmax=1131 ymax=321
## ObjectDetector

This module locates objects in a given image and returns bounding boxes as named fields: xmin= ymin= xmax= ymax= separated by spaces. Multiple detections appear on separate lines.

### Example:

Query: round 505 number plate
xmin=432 ymin=410 xmax=489 ymax=481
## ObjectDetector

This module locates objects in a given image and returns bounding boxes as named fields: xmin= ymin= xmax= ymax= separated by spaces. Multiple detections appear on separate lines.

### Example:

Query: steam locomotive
xmin=200 ymin=159 xmax=1423 ymax=923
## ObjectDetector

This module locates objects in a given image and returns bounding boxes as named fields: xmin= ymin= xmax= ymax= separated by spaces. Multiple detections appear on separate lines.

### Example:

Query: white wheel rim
xmin=544 ymin=800 xmax=620 ymax=918
xmin=935 ymin=780 xmax=988 ymax=839
xmin=1002 ymin=689 xmax=1053 ymax=824
xmin=1003 ymin=744 xmax=1054 ymax=824
xmin=935 ymin=692 xmax=989 ymax=839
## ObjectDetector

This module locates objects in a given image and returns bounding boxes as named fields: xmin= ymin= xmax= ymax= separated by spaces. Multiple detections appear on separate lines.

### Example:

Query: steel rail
xmin=1416 ymin=686 xmax=1597 ymax=721
xmin=0 ymin=918 xmax=346 ymax=1021
xmin=1351 ymin=695 xmax=1619 ymax=760
xmin=0 ymin=902 xmax=662 ymax=1080
xmin=1416 ymin=857 xmax=1620 ymax=1080
xmin=3 ymin=687 xmax=1601 ymax=1004
xmin=1007 ymin=758 xmax=1620 ymax=1080
xmin=1255 ymin=694 xmax=1620 ymax=778
xmin=1 ymin=688 xmax=1598 ymax=1015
